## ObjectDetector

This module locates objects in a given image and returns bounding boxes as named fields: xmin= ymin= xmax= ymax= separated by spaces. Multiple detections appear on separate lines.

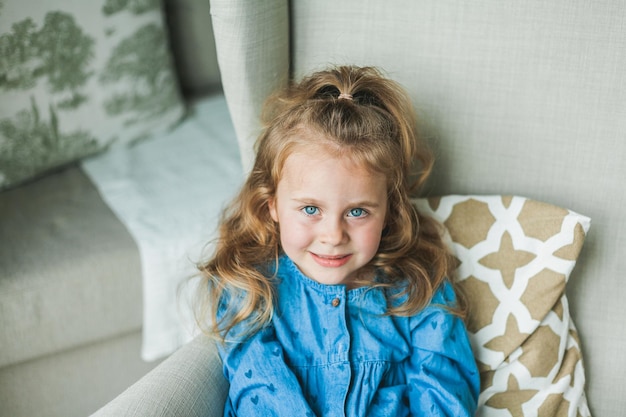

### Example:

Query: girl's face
xmin=268 ymin=144 xmax=388 ymax=287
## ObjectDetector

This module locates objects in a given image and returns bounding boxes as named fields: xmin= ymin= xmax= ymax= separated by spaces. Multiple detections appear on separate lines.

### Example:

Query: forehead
xmin=281 ymin=143 xmax=376 ymax=179
xmin=277 ymin=147 xmax=387 ymax=201
xmin=276 ymin=131 xmax=384 ymax=180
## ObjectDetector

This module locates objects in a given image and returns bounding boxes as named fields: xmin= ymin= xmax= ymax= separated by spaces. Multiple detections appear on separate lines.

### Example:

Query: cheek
xmin=277 ymin=215 xmax=313 ymax=248
xmin=359 ymin=222 xmax=386 ymax=252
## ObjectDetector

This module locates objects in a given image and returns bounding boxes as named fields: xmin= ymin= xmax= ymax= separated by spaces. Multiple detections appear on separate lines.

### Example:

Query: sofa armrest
xmin=91 ymin=334 xmax=227 ymax=417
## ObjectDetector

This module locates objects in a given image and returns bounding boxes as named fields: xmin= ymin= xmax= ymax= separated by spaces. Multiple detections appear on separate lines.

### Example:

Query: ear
xmin=268 ymin=197 xmax=278 ymax=222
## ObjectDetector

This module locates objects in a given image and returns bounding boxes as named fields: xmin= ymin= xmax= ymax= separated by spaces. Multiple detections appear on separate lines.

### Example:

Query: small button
xmin=331 ymin=298 xmax=341 ymax=307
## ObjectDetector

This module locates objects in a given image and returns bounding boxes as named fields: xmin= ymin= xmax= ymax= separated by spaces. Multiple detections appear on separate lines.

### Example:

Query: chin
xmin=311 ymin=271 xmax=354 ymax=286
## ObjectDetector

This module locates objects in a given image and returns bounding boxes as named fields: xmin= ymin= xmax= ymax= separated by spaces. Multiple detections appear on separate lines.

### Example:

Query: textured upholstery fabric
xmin=90 ymin=334 xmax=227 ymax=417
xmin=0 ymin=167 xmax=143 ymax=367
xmin=0 ymin=331 xmax=157 ymax=417
xmin=210 ymin=0 xmax=290 ymax=172
xmin=209 ymin=1 xmax=626 ymax=415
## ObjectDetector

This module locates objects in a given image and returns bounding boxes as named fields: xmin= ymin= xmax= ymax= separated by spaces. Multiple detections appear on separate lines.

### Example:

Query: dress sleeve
xmin=405 ymin=282 xmax=480 ymax=417
xmin=218 ymin=324 xmax=315 ymax=417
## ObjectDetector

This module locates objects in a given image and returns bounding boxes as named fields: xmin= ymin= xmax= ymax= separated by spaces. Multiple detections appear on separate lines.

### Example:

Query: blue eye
xmin=303 ymin=206 xmax=319 ymax=215
xmin=348 ymin=208 xmax=366 ymax=217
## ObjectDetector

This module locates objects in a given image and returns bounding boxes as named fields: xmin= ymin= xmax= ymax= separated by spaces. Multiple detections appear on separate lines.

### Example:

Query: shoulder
xmin=429 ymin=280 xmax=458 ymax=307
xmin=410 ymin=281 xmax=457 ymax=325
xmin=389 ymin=278 xmax=457 ymax=312
xmin=408 ymin=281 xmax=467 ymax=353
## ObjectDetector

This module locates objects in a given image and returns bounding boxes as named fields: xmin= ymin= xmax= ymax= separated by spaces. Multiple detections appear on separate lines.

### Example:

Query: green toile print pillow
xmin=0 ymin=0 xmax=184 ymax=190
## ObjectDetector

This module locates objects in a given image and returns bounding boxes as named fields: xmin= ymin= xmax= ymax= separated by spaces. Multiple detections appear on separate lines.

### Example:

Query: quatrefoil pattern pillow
xmin=414 ymin=195 xmax=592 ymax=417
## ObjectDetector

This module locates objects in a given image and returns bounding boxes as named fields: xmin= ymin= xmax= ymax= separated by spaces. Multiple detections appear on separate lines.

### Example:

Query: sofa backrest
xmin=211 ymin=1 xmax=626 ymax=415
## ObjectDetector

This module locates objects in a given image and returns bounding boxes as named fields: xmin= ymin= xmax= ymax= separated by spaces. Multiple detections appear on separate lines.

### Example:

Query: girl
xmin=197 ymin=66 xmax=479 ymax=416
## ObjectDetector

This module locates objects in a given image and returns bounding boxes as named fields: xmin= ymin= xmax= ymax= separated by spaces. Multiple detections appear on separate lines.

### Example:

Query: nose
xmin=319 ymin=217 xmax=347 ymax=246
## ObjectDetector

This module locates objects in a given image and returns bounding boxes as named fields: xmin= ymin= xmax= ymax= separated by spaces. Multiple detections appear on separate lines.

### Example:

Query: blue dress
xmin=218 ymin=256 xmax=479 ymax=417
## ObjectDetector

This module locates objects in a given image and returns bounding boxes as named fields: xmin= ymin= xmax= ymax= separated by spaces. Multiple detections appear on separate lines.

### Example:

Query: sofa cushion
xmin=0 ymin=331 xmax=158 ymax=417
xmin=415 ymin=195 xmax=591 ymax=416
xmin=0 ymin=0 xmax=184 ymax=191
xmin=0 ymin=166 xmax=143 ymax=367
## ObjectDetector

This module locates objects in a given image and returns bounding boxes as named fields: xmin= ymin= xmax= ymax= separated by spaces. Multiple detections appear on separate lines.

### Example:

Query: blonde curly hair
xmin=196 ymin=66 xmax=456 ymax=341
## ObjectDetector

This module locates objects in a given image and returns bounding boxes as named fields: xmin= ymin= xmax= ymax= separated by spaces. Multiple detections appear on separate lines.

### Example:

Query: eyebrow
xmin=291 ymin=197 xmax=382 ymax=209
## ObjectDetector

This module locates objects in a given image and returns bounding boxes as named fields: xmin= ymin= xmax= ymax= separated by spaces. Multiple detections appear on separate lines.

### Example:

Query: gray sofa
xmin=2 ymin=1 xmax=625 ymax=417
xmin=0 ymin=0 xmax=220 ymax=416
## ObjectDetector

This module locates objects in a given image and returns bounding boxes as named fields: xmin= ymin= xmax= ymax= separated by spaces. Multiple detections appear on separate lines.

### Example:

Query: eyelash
xmin=300 ymin=206 xmax=368 ymax=218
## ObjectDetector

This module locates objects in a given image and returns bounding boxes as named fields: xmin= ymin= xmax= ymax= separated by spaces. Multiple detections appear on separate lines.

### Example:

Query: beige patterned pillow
xmin=0 ymin=0 xmax=184 ymax=190
xmin=414 ymin=195 xmax=592 ymax=417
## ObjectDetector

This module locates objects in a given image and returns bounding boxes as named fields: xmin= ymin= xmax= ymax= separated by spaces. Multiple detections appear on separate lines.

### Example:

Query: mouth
xmin=310 ymin=253 xmax=352 ymax=268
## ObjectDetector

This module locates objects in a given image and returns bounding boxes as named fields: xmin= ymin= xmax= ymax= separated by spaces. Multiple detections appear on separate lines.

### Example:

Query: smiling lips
xmin=310 ymin=253 xmax=353 ymax=267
